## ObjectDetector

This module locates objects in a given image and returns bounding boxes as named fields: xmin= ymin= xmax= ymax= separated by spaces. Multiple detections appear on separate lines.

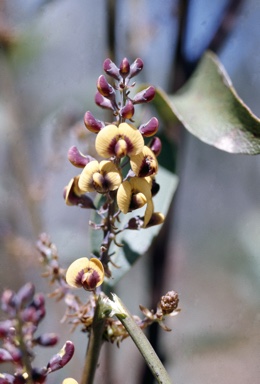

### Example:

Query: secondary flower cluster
xmin=0 ymin=282 xmax=74 ymax=384
xmin=64 ymin=57 xmax=164 ymax=290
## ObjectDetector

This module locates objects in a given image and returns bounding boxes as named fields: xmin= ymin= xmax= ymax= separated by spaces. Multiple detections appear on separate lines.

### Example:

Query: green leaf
xmin=153 ymin=51 xmax=260 ymax=154
xmin=89 ymin=166 xmax=178 ymax=288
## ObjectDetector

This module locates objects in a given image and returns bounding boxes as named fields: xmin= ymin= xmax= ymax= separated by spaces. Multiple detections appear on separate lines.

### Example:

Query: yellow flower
xmin=66 ymin=257 xmax=104 ymax=291
xmin=63 ymin=379 xmax=78 ymax=384
xmin=64 ymin=176 xmax=95 ymax=208
xmin=130 ymin=146 xmax=158 ymax=177
xmin=78 ymin=160 xmax=122 ymax=193
xmin=95 ymin=123 xmax=144 ymax=158
xmin=117 ymin=177 xmax=154 ymax=227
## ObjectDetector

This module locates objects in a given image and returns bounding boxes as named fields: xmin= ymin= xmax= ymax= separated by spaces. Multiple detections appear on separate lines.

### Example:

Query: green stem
xmin=80 ymin=296 xmax=106 ymax=384
xmin=16 ymin=317 xmax=34 ymax=384
xmin=113 ymin=294 xmax=172 ymax=384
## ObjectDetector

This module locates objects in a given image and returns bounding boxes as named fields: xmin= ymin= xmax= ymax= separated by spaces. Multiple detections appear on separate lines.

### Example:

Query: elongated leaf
xmin=153 ymin=51 xmax=260 ymax=154
xmin=89 ymin=166 xmax=178 ymax=288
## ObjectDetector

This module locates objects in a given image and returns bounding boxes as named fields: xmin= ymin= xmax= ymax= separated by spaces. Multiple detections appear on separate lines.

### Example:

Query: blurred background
xmin=0 ymin=0 xmax=259 ymax=383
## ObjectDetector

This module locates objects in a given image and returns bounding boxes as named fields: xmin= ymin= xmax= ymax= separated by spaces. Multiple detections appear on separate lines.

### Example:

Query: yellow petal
xmin=117 ymin=180 xmax=132 ymax=213
xmin=145 ymin=212 xmax=165 ymax=228
xmin=129 ymin=177 xmax=152 ymax=200
xmin=143 ymin=198 xmax=154 ymax=227
xmin=63 ymin=379 xmax=78 ymax=384
xmin=100 ymin=160 xmax=122 ymax=190
xmin=95 ymin=124 xmax=119 ymax=158
xmin=66 ymin=257 xmax=90 ymax=288
xmin=78 ymin=161 xmax=99 ymax=192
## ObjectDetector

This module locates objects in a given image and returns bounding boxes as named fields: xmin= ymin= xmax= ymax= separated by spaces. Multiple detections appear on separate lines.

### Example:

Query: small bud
xmin=160 ymin=291 xmax=179 ymax=315
xmin=151 ymin=178 xmax=160 ymax=197
xmin=84 ymin=111 xmax=104 ymax=133
xmin=35 ymin=333 xmax=59 ymax=347
xmin=1 ymin=290 xmax=16 ymax=314
xmin=125 ymin=217 xmax=143 ymax=230
xmin=95 ymin=92 xmax=115 ymax=111
xmin=139 ymin=117 xmax=159 ymax=137
xmin=47 ymin=341 xmax=74 ymax=373
xmin=97 ymin=75 xmax=116 ymax=100
xmin=0 ymin=373 xmax=15 ymax=384
xmin=149 ymin=136 xmax=162 ymax=157
xmin=0 ymin=320 xmax=15 ymax=338
xmin=103 ymin=58 xmax=121 ymax=81
xmin=31 ymin=368 xmax=47 ymax=384
xmin=15 ymin=283 xmax=35 ymax=309
xmin=0 ymin=348 xmax=13 ymax=363
xmin=128 ymin=58 xmax=144 ymax=79
xmin=119 ymin=58 xmax=130 ymax=77
xmin=68 ymin=146 xmax=94 ymax=168
xmin=132 ymin=86 xmax=155 ymax=104
xmin=120 ymin=100 xmax=135 ymax=119
xmin=6 ymin=344 xmax=22 ymax=364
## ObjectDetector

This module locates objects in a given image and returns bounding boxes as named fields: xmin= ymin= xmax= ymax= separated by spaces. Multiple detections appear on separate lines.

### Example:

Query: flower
xmin=78 ymin=160 xmax=122 ymax=194
xmin=95 ymin=123 xmax=144 ymax=159
xmin=64 ymin=176 xmax=95 ymax=208
xmin=130 ymin=146 xmax=158 ymax=177
xmin=66 ymin=257 xmax=104 ymax=291
xmin=63 ymin=379 xmax=78 ymax=384
xmin=117 ymin=177 xmax=154 ymax=227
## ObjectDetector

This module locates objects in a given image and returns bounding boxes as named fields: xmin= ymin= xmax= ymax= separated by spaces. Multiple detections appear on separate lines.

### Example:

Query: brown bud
xmin=103 ymin=58 xmax=121 ymax=80
xmin=47 ymin=341 xmax=74 ymax=373
xmin=68 ymin=146 xmax=94 ymax=168
xmin=97 ymin=75 xmax=116 ymax=100
xmin=119 ymin=57 xmax=130 ymax=77
xmin=132 ymin=86 xmax=155 ymax=104
xmin=120 ymin=100 xmax=135 ymax=119
xmin=84 ymin=111 xmax=104 ymax=133
xmin=139 ymin=117 xmax=159 ymax=137
xmin=160 ymin=291 xmax=179 ymax=315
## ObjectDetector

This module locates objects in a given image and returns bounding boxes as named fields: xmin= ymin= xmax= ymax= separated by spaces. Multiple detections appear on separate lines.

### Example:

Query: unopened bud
xmin=120 ymin=100 xmax=135 ymax=119
xmin=68 ymin=146 xmax=94 ymax=168
xmin=119 ymin=58 xmax=130 ymax=77
xmin=84 ymin=111 xmax=104 ymax=133
xmin=97 ymin=75 xmax=116 ymax=100
xmin=160 ymin=291 xmax=179 ymax=315
xmin=103 ymin=58 xmax=121 ymax=80
xmin=95 ymin=92 xmax=115 ymax=111
xmin=35 ymin=333 xmax=59 ymax=347
xmin=149 ymin=136 xmax=162 ymax=157
xmin=0 ymin=373 xmax=15 ymax=384
xmin=1 ymin=289 xmax=16 ymax=314
xmin=132 ymin=86 xmax=155 ymax=104
xmin=128 ymin=58 xmax=143 ymax=79
xmin=0 ymin=348 xmax=13 ymax=363
xmin=31 ymin=368 xmax=47 ymax=384
xmin=0 ymin=320 xmax=15 ymax=338
xmin=47 ymin=341 xmax=74 ymax=373
xmin=139 ymin=117 xmax=158 ymax=137
xmin=15 ymin=283 xmax=35 ymax=309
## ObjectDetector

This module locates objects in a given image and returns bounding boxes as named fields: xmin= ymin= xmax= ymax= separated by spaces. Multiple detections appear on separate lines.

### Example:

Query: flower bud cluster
xmin=0 ymin=282 xmax=74 ymax=383
xmin=63 ymin=57 xmax=165 ymax=285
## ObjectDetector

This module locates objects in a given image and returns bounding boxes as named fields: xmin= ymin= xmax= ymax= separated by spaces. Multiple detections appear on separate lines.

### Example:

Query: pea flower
xmin=130 ymin=146 xmax=158 ymax=177
xmin=78 ymin=160 xmax=122 ymax=193
xmin=66 ymin=257 xmax=104 ymax=291
xmin=64 ymin=176 xmax=95 ymax=209
xmin=95 ymin=123 xmax=144 ymax=159
xmin=117 ymin=177 xmax=154 ymax=227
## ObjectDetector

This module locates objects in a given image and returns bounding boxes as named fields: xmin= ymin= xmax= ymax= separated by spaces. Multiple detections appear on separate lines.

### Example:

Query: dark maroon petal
xmin=97 ymin=75 xmax=116 ymax=100
xmin=149 ymin=136 xmax=162 ymax=156
xmin=84 ymin=111 xmax=104 ymax=133
xmin=119 ymin=57 xmax=130 ymax=77
xmin=47 ymin=341 xmax=74 ymax=373
xmin=95 ymin=92 xmax=115 ymax=111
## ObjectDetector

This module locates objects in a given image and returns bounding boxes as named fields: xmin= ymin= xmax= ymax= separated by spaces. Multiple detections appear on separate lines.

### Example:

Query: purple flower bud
xmin=35 ymin=333 xmax=59 ymax=347
xmin=119 ymin=58 xmax=130 ymax=77
xmin=95 ymin=92 xmax=115 ymax=111
xmin=47 ymin=341 xmax=74 ymax=373
xmin=0 ymin=373 xmax=15 ymax=384
xmin=149 ymin=136 xmax=162 ymax=157
xmin=67 ymin=146 xmax=94 ymax=168
xmin=132 ymin=86 xmax=155 ymax=104
xmin=0 ymin=320 xmax=15 ymax=338
xmin=0 ymin=348 xmax=13 ymax=363
xmin=13 ymin=374 xmax=26 ymax=384
xmin=151 ymin=179 xmax=160 ymax=197
xmin=120 ymin=100 xmax=135 ymax=119
xmin=31 ymin=293 xmax=45 ymax=310
xmin=128 ymin=58 xmax=143 ymax=79
xmin=139 ymin=117 xmax=159 ymax=137
xmin=1 ymin=290 xmax=16 ymax=314
xmin=84 ymin=111 xmax=104 ymax=133
xmin=15 ymin=283 xmax=35 ymax=309
xmin=97 ymin=75 xmax=115 ymax=100
xmin=103 ymin=58 xmax=121 ymax=80
xmin=6 ymin=344 xmax=22 ymax=364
